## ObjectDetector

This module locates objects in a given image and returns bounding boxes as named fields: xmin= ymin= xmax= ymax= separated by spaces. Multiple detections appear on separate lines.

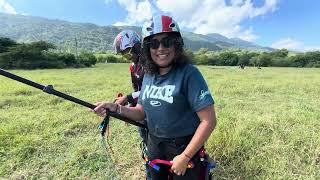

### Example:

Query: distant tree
xmin=0 ymin=52 xmax=14 ymax=69
xmin=256 ymin=53 xmax=272 ymax=67
xmin=249 ymin=56 xmax=259 ymax=67
xmin=59 ymin=53 xmax=77 ymax=67
xmin=287 ymin=54 xmax=308 ymax=67
xmin=271 ymin=48 xmax=289 ymax=58
xmin=0 ymin=37 xmax=17 ymax=53
xmin=0 ymin=43 xmax=44 ymax=69
xmin=184 ymin=48 xmax=195 ymax=60
xmin=194 ymin=48 xmax=210 ymax=65
xmin=196 ymin=48 xmax=209 ymax=55
xmin=271 ymin=57 xmax=291 ymax=67
xmin=43 ymin=52 xmax=76 ymax=68
xmin=194 ymin=54 xmax=210 ymax=65
xmin=206 ymin=54 xmax=220 ymax=65
xmin=96 ymin=54 xmax=108 ymax=63
xmin=33 ymin=52 xmax=61 ymax=69
xmin=0 ymin=40 xmax=96 ymax=69
xmin=305 ymin=51 xmax=320 ymax=67
xmin=77 ymin=51 xmax=97 ymax=67
xmin=219 ymin=51 xmax=239 ymax=66
xmin=238 ymin=51 xmax=258 ymax=66
xmin=29 ymin=41 xmax=56 ymax=51
xmin=104 ymin=54 xmax=118 ymax=63
xmin=95 ymin=53 xmax=129 ymax=63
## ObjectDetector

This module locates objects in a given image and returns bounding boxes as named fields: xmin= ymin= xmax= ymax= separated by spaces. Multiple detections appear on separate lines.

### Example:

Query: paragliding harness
xmin=144 ymin=148 xmax=216 ymax=180
xmin=143 ymin=146 xmax=216 ymax=180
xmin=115 ymin=92 xmax=216 ymax=180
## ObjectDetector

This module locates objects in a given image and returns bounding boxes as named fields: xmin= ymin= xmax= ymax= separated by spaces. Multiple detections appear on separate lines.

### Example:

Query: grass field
xmin=0 ymin=64 xmax=319 ymax=179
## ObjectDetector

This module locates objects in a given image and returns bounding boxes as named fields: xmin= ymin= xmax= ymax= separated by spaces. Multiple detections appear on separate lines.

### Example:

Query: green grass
xmin=1 ymin=64 xmax=319 ymax=179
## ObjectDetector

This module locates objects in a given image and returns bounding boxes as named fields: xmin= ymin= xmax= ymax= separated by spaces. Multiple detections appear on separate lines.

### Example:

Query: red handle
xmin=149 ymin=159 xmax=194 ymax=169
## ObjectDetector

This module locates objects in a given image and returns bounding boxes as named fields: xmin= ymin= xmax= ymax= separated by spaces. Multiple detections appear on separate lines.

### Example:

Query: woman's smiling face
xmin=149 ymin=33 xmax=176 ymax=71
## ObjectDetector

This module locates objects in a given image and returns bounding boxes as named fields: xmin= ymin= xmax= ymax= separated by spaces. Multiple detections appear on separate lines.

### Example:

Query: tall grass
xmin=0 ymin=64 xmax=319 ymax=179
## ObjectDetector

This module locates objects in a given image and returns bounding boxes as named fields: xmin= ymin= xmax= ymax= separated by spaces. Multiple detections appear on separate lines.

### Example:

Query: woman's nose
xmin=158 ymin=42 xmax=165 ymax=50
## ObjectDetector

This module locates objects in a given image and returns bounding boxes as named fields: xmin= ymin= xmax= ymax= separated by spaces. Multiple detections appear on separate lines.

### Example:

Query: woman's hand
xmin=91 ymin=101 xmax=145 ymax=122
xmin=92 ymin=102 xmax=118 ymax=117
xmin=114 ymin=96 xmax=128 ymax=105
xmin=171 ymin=153 xmax=190 ymax=176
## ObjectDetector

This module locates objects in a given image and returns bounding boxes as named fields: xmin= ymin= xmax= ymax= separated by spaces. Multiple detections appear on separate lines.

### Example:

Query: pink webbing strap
xmin=148 ymin=159 xmax=194 ymax=171
xmin=149 ymin=159 xmax=172 ymax=166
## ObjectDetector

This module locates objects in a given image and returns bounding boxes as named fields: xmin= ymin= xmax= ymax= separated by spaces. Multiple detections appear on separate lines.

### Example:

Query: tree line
xmin=1 ymin=37 xmax=319 ymax=69
xmin=95 ymin=47 xmax=320 ymax=68
xmin=188 ymin=48 xmax=320 ymax=67
xmin=0 ymin=37 xmax=97 ymax=69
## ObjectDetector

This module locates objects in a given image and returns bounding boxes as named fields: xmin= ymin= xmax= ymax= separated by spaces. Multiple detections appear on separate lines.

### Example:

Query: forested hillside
xmin=0 ymin=13 xmax=271 ymax=52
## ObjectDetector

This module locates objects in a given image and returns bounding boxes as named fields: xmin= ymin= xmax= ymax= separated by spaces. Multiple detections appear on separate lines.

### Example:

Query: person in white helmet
xmin=94 ymin=15 xmax=216 ymax=179
xmin=113 ymin=30 xmax=150 ymax=180
xmin=113 ymin=30 xmax=144 ymax=105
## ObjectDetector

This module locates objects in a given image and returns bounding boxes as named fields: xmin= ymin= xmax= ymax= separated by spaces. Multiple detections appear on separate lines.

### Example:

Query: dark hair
xmin=141 ymin=33 xmax=193 ymax=74
xmin=132 ymin=42 xmax=141 ymax=55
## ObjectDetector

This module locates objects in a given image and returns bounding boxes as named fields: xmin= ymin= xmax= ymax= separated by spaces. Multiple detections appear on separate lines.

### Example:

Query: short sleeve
xmin=184 ymin=66 xmax=214 ymax=112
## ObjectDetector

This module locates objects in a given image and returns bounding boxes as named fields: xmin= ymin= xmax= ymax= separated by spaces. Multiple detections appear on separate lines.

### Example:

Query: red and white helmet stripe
xmin=142 ymin=15 xmax=181 ymax=41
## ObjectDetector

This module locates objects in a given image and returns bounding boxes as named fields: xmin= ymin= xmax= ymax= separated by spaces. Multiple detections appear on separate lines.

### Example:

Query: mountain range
xmin=0 ymin=13 xmax=273 ymax=52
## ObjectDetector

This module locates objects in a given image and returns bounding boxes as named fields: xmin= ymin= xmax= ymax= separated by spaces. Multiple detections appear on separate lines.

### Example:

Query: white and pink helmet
xmin=113 ymin=30 xmax=141 ymax=54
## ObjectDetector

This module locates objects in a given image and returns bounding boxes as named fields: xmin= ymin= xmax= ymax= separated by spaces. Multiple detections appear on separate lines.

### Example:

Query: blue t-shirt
xmin=138 ymin=64 xmax=214 ymax=138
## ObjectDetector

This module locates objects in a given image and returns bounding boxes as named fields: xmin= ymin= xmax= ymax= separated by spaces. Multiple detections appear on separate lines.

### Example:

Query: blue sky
xmin=1 ymin=0 xmax=319 ymax=52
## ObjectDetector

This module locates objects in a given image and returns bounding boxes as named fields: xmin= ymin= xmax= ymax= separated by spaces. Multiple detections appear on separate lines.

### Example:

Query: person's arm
xmin=126 ymin=91 xmax=140 ymax=104
xmin=115 ymin=63 xmax=141 ymax=105
xmin=171 ymin=105 xmax=216 ymax=176
xmin=183 ymin=105 xmax=216 ymax=158
xmin=114 ymin=91 xmax=140 ymax=105
xmin=94 ymin=101 xmax=145 ymax=122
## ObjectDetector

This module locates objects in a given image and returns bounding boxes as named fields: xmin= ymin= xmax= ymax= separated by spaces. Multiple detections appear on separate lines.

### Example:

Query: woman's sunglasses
xmin=148 ymin=37 xmax=176 ymax=49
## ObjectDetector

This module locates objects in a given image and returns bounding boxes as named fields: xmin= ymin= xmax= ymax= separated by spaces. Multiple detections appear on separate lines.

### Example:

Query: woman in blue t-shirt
xmin=94 ymin=15 xmax=217 ymax=180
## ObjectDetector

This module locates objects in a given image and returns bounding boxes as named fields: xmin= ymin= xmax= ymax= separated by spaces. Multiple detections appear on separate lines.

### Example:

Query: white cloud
xmin=271 ymin=38 xmax=320 ymax=52
xmin=113 ymin=0 xmax=152 ymax=26
xmin=0 ymin=0 xmax=17 ymax=14
xmin=155 ymin=0 xmax=279 ymax=41
xmin=237 ymin=26 xmax=259 ymax=41
xmin=114 ymin=0 xmax=279 ymax=41
xmin=248 ymin=0 xmax=278 ymax=17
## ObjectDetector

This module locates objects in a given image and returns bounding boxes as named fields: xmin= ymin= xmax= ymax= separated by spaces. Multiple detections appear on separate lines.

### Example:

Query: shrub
xmin=76 ymin=51 xmax=97 ymax=67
